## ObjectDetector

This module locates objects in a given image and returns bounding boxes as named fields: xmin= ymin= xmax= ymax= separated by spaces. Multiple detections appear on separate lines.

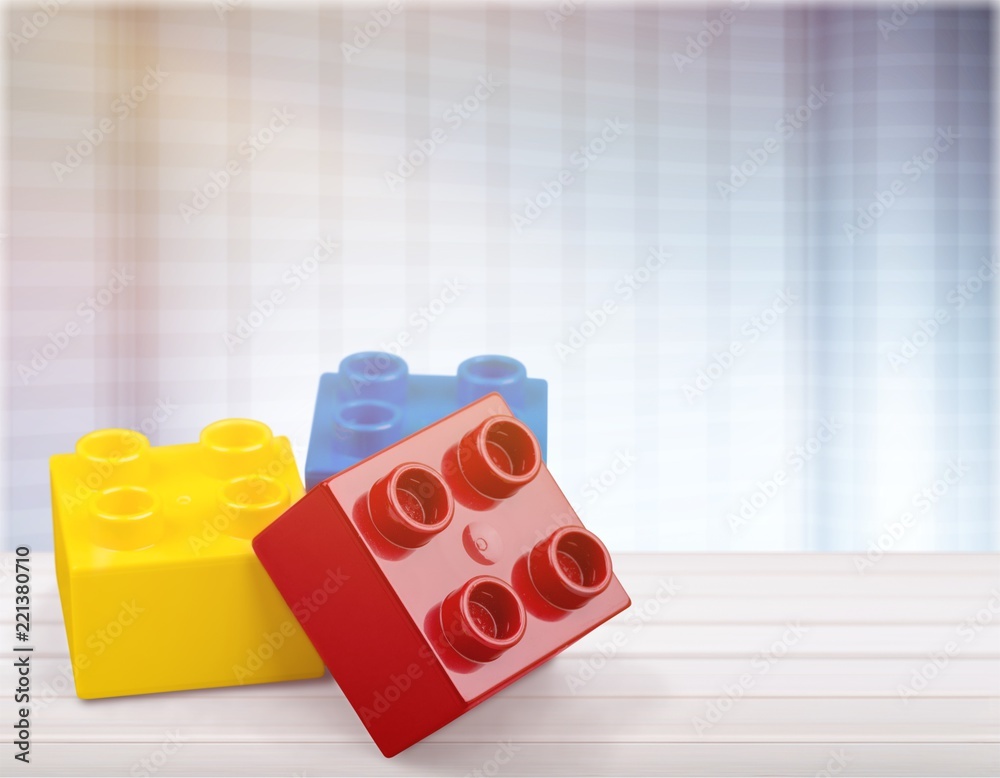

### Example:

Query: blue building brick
xmin=305 ymin=352 xmax=548 ymax=488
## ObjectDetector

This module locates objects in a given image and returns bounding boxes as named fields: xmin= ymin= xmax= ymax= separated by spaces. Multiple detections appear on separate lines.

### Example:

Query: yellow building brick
xmin=50 ymin=419 xmax=324 ymax=698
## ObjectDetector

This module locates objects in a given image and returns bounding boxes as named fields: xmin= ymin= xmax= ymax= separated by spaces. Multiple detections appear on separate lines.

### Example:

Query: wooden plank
xmin=20 ymin=742 xmax=1000 ymax=777
xmin=9 ymin=552 xmax=1000 ymax=584
xmin=12 ymin=590 xmax=996 ymax=626
xmin=8 ymin=618 xmax=1000 ymax=659
xmin=18 ymin=695 xmax=999 ymax=743
xmin=6 ymin=656 xmax=996 ymax=699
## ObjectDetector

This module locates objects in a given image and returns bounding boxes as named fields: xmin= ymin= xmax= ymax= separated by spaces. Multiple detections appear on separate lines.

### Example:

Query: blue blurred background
xmin=3 ymin=2 xmax=996 ymax=552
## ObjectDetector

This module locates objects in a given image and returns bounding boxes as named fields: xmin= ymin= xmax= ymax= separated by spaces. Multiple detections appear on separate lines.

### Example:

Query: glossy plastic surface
xmin=304 ymin=353 xmax=548 ymax=488
xmin=49 ymin=420 xmax=325 ymax=699
xmin=254 ymin=395 xmax=630 ymax=757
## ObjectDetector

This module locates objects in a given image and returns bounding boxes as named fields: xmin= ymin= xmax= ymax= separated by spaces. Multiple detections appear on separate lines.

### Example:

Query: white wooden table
xmin=2 ymin=553 xmax=998 ymax=776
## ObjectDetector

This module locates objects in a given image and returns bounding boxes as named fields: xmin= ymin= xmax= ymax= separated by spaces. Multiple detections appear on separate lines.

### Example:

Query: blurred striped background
xmin=2 ymin=2 xmax=996 ymax=552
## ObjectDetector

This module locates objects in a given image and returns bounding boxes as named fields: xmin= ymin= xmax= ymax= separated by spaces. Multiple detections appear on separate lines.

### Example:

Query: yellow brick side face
xmin=50 ymin=420 xmax=325 ymax=698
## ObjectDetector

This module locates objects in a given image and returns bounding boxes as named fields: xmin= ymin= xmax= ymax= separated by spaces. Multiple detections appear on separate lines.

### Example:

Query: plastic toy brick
xmin=50 ymin=419 xmax=325 ymax=699
xmin=304 ymin=352 xmax=547 ymax=488
xmin=254 ymin=394 xmax=630 ymax=757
